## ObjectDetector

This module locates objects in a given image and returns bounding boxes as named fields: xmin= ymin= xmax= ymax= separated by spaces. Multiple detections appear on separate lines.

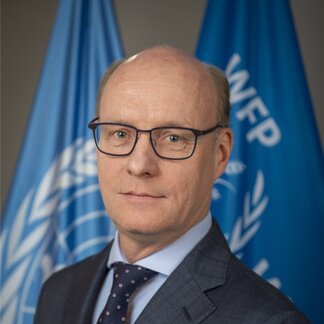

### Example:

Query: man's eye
xmin=168 ymin=134 xmax=180 ymax=143
xmin=114 ymin=130 xmax=128 ymax=139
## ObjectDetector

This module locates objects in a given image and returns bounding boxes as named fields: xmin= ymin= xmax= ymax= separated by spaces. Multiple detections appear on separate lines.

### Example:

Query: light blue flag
xmin=196 ymin=0 xmax=324 ymax=322
xmin=1 ymin=1 xmax=123 ymax=323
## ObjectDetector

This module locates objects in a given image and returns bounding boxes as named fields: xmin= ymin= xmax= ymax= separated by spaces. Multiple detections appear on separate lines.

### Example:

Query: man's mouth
xmin=121 ymin=191 xmax=165 ymax=200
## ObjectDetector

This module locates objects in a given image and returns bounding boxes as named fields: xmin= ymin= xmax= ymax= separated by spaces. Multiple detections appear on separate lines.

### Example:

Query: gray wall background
xmin=2 ymin=0 xmax=323 ymax=209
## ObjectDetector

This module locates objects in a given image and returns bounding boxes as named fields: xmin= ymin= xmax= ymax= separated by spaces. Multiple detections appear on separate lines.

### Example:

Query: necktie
xmin=97 ymin=262 xmax=157 ymax=324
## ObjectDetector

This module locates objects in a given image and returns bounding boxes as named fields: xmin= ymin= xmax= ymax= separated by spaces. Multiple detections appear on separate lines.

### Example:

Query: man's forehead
xmin=103 ymin=51 xmax=213 ymax=109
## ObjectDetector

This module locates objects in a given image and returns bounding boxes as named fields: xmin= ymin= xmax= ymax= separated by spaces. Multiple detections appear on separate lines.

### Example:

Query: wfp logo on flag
xmin=211 ymin=52 xmax=282 ymax=288
xmin=1 ymin=138 xmax=114 ymax=323
xmin=0 ymin=0 xmax=123 ymax=323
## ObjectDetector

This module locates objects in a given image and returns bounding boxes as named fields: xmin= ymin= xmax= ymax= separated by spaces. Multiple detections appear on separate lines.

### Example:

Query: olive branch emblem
xmin=226 ymin=171 xmax=280 ymax=288
xmin=229 ymin=170 xmax=269 ymax=255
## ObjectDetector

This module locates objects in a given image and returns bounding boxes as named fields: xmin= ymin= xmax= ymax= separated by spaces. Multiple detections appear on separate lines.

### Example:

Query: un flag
xmin=1 ymin=1 xmax=123 ymax=323
xmin=196 ymin=0 xmax=324 ymax=322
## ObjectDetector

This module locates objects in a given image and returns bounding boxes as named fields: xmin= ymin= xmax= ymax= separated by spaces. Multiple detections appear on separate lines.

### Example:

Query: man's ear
xmin=213 ymin=128 xmax=233 ymax=181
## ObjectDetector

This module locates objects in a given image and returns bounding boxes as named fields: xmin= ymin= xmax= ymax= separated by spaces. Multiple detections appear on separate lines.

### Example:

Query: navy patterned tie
xmin=97 ymin=262 xmax=157 ymax=324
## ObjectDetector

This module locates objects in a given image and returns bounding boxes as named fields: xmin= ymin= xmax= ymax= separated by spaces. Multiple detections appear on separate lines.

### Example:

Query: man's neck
xmin=118 ymin=230 xmax=184 ymax=264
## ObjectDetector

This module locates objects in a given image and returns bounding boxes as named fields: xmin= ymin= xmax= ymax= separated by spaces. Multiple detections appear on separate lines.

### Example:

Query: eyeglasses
xmin=88 ymin=117 xmax=227 ymax=160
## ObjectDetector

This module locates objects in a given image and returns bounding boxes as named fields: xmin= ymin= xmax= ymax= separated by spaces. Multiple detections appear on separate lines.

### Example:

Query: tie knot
xmin=111 ymin=262 xmax=157 ymax=296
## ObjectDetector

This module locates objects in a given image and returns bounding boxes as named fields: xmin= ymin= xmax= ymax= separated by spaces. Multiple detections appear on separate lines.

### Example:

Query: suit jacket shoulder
xmin=34 ymin=243 xmax=112 ymax=324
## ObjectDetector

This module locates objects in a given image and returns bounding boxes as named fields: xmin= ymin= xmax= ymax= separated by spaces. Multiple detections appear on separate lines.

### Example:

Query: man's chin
xmin=116 ymin=222 xmax=163 ymax=237
xmin=114 ymin=218 xmax=173 ymax=241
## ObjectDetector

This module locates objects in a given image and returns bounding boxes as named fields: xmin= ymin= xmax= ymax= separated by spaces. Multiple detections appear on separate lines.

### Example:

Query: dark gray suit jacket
xmin=34 ymin=222 xmax=309 ymax=323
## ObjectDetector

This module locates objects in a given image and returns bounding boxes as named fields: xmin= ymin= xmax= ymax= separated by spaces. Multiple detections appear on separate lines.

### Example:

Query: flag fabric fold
xmin=1 ymin=1 xmax=123 ymax=323
xmin=196 ymin=0 xmax=324 ymax=322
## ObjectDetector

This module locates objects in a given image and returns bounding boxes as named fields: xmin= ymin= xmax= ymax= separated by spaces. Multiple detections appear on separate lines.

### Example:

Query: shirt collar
xmin=107 ymin=211 xmax=212 ymax=276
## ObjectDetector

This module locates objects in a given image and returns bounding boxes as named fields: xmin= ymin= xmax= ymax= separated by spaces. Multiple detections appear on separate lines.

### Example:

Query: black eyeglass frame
xmin=88 ymin=117 xmax=228 ymax=160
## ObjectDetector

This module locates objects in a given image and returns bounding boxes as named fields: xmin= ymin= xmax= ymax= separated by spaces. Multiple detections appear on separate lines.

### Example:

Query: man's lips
xmin=120 ymin=191 xmax=165 ymax=200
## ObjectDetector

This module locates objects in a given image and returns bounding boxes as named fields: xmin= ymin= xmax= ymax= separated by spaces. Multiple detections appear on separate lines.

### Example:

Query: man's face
xmin=97 ymin=52 xmax=230 ymax=246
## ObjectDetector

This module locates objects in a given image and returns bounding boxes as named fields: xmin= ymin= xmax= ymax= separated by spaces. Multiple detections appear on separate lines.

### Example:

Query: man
xmin=35 ymin=46 xmax=308 ymax=323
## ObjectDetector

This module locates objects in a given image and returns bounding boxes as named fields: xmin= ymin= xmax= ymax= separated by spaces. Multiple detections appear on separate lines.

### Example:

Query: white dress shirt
xmin=92 ymin=212 xmax=212 ymax=324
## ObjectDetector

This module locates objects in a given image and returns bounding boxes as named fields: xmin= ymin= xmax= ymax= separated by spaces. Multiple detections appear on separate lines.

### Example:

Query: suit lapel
xmin=63 ymin=243 xmax=112 ymax=324
xmin=136 ymin=222 xmax=231 ymax=323
xmin=135 ymin=263 xmax=217 ymax=323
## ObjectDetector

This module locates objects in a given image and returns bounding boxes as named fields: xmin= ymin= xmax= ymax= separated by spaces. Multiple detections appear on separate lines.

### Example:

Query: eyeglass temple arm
xmin=196 ymin=124 xmax=229 ymax=136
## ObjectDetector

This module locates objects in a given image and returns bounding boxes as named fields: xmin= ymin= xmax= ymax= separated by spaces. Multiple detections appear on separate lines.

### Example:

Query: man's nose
xmin=126 ymin=132 xmax=159 ymax=177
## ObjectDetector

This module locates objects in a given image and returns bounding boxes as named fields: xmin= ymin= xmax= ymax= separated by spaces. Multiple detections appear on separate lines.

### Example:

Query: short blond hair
xmin=206 ymin=65 xmax=230 ymax=125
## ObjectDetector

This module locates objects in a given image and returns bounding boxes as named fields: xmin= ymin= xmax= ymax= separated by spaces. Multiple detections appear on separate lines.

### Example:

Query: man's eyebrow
xmin=99 ymin=119 xmax=194 ymax=128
